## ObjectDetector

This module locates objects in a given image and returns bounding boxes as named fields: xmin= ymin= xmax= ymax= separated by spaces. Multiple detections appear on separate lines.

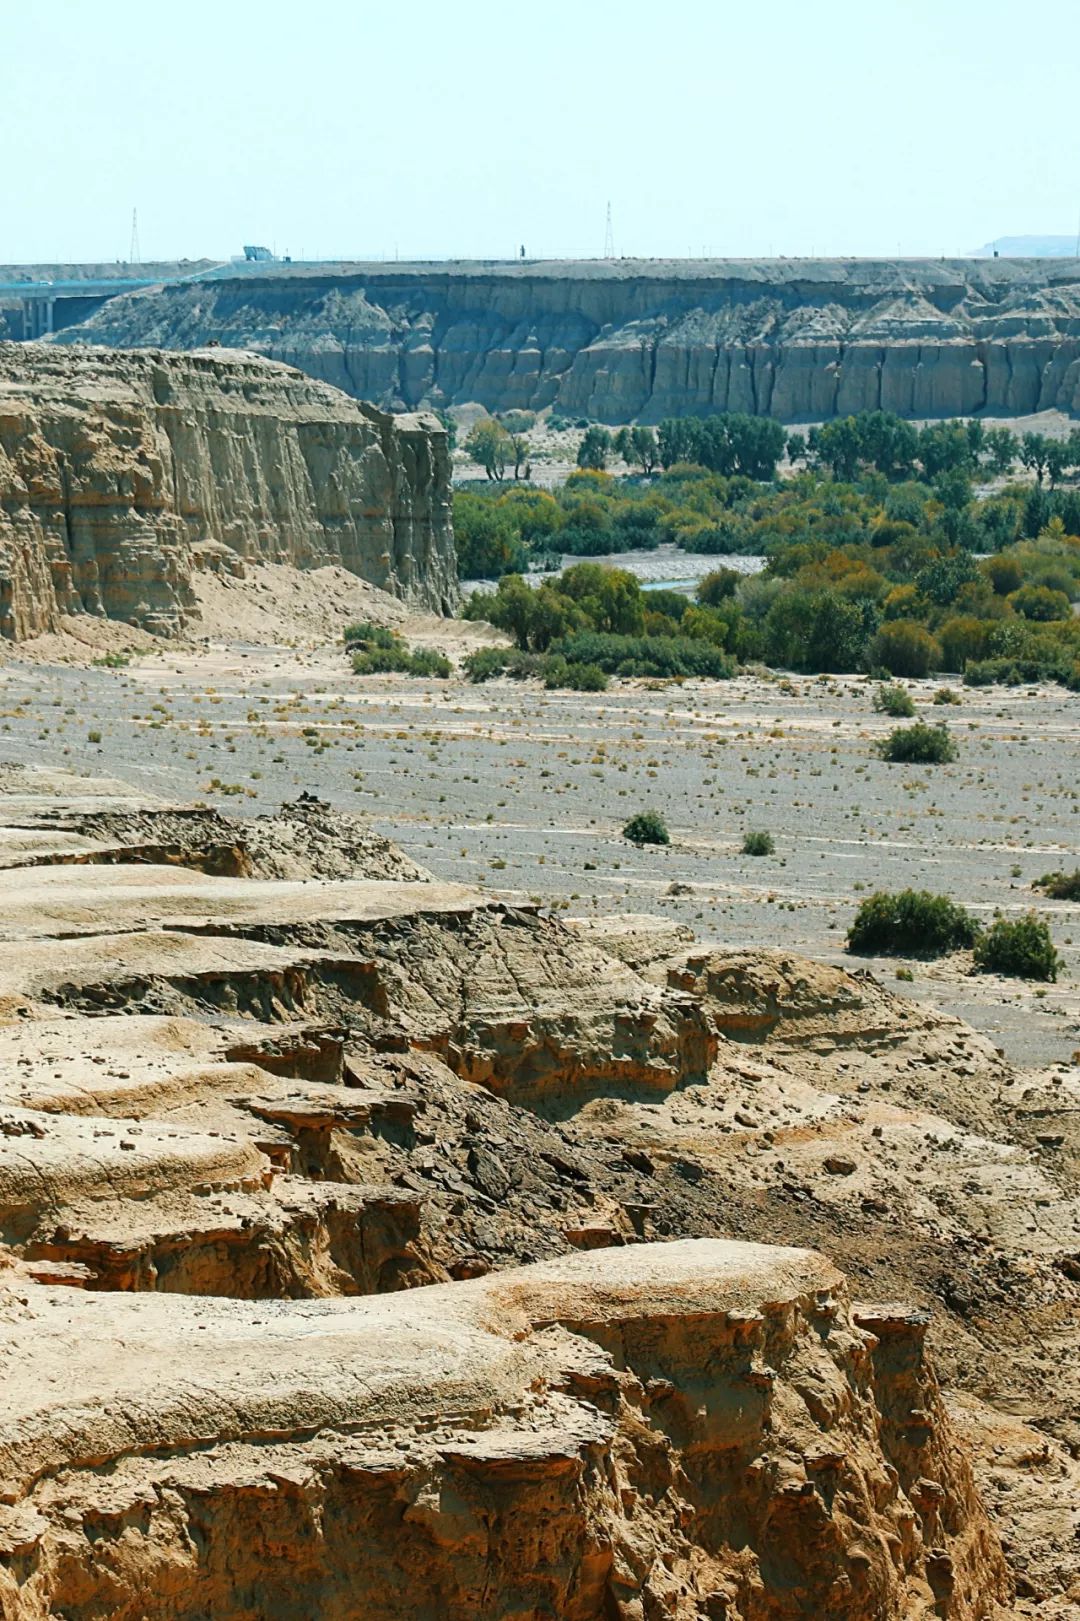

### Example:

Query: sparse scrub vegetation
xmin=1035 ymin=869 xmax=1080 ymax=902
xmin=455 ymin=407 xmax=1080 ymax=687
xmin=345 ymin=622 xmax=451 ymax=678
xmin=741 ymin=830 xmax=775 ymax=855
xmin=877 ymin=722 xmax=957 ymax=764
xmin=973 ymin=914 xmax=1062 ymax=981
xmin=847 ymin=890 xmax=981 ymax=957
xmin=872 ymin=681 xmax=916 ymax=717
xmin=623 ymin=810 xmax=670 ymax=846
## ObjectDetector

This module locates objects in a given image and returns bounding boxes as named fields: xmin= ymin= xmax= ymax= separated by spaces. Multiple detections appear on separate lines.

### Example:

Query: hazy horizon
xmin=4 ymin=0 xmax=1080 ymax=266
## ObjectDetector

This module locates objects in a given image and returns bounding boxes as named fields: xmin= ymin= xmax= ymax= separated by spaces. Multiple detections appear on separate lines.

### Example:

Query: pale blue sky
xmin=5 ymin=0 xmax=1078 ymax=265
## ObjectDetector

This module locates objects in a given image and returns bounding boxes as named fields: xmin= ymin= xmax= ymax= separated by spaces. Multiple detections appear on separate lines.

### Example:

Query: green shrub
xmin=92 ymin=652 xmax=130 ymax=669
xmin=554 ymin=632 xmax=735 ymax=680
xmin=872 ymin=681 xmax=916 ymax=717
xmin=1035 ymin=869 xmax=1080 ymax=901
xmin=646 ymin=589 xmax=690 ymax=621
xmin=877 ymin=722 xmax=957 ymax=764
xmin=847 ymin=890 xmax=980 ymax=957
xmin=351 ymin=646 xmax=411 ymax=674
xmin=464 ymin=646 xmax=606 ymax=690
xmin=1008 ymin=584 xmax=1073 ymax=622
xmin=697 ymin=568 xmax=742 ymax=606
xmin=869 ymin=619 xmax=941 ymax=678
xmin=351 ymin=642 xmax=451 ymax=678
xmin=499 ymin=409 xmax=535 ymax=434
xmin=741 ymin=830 xmax=775 ymax=855
xmin=344 ymin=621 xmax=396 ymax=650
xmin=963 ymin=657 xmax=1021 ymax=688
xmin=938 ymin=615 xmax=995 ymax=672
xmin=933 ymin=686 xmax=961 ymax=705
xmin=407 ymin=648 xmax=453 ymax=678
xmin=462 ymin=647 xmax=511 ymax=682
xmin=566 ymin=662 xmax=608 ymax=692
xmin=973 ymin=914 xmax=1061 ymax=981
xmin=623 ymin=811 xmax=670 ymax=846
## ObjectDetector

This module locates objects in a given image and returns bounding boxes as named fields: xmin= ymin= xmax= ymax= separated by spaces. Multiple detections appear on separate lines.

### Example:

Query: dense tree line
xmin=456 ymin=406 xmax=1080 ymax=686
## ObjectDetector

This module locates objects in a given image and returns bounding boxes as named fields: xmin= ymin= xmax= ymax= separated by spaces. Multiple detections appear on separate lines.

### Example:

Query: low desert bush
xmin=350 ymin=629 xmax=451 ymax=678
xmin=741 ymin=830 xmax=775 ymax=855
xmin=554 ymin=632 xmax=735 ymax=680
xmin=877 ymin=722 xmax=957 ymax=764
xmin=462 ymin=647 xmax=511 ymax=682
xmin=847 ymin=889 xmax=980 ymax=957
xmin=972 ymin=914 xmax=1061 ymax=981
xmin=344 ymin=621 xmax=396 ymax=650
xmin=872 ymin=681 xmax=916 ymax=717
xmin=933 ymin=686 xmax=961 ymax=705
xmin=623 ymin=810 xmax=670 ymax=846
xmin=1035 ymin=869 xmax=1080 ymax=902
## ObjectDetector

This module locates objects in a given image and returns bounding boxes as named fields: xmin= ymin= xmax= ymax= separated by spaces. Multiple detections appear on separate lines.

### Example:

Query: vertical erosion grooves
xmin=0 ymin=342 xmax=456 ymax=641
xmin=0 ymin=1243 xmax=1010 ymax=1620
xmin=49 ymin=257 xmax=1080 ymax=423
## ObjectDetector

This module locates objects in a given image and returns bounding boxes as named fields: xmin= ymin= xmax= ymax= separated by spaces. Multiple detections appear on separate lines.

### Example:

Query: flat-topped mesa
xmin=52 ymin=255 xmax=1080 ymax=421
xmin=0 ymin=342 xmax=456 ymax=641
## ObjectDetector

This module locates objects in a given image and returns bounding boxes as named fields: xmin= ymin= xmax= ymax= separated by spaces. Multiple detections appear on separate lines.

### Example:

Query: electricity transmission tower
xmin=129 ymin=209 xmax=140 ymax=265
xmin=604 ymin=202 xmax=615 ymax=259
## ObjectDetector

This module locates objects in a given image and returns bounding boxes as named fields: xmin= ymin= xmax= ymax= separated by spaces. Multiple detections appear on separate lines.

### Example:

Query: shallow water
xmin=463 ymin=546 xmax=766 ymax=597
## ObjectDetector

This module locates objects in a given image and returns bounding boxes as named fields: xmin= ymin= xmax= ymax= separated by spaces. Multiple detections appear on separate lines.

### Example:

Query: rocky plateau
xmin=50 ymin=257 xmax=1080 ymax=422
xmin=0 ymin=764 xmax=1075 ymax=1617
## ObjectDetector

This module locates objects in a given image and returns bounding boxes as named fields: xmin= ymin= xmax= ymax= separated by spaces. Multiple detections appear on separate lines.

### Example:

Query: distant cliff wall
xmin=0 ymin=343 xmax=455 ymax=641
xmin=53 ymin=256 xmax=1080 ymax=423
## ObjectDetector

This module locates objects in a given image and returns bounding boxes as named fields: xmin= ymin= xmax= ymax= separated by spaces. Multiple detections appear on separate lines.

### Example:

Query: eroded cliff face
xmin=0 ymin=1244 xmax=1007 ymax=1621
xmin=54 ymin=256 xmax=1080 ymax=422
xmin=0 ymin=344 xmax=455 ymax=641
xmin=0 ymin=764 xmax=1074 ymax=1614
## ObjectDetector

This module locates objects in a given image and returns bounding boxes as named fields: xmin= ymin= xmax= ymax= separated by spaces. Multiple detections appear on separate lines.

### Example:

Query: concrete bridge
xmin=0 ymin=278 xmax=165 ymax=337
xmin=0 ymin=261 xmax=230 ymax=339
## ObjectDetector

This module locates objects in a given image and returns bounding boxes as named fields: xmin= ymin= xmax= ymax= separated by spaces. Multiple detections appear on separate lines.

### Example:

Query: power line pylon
xmin=129 ymin=208 xmax=140 ymax=265
xmin=604 ymin=202 xmax=615 ymax=259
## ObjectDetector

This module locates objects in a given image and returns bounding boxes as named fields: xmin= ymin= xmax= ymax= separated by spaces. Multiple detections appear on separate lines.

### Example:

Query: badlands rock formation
xmin=0 ymin=344 xmax=455 ymax=642
xmin=53 ymin=256 xmax=1080 ymax=422
xmin=1 ymin=764 xmax=1078 ymax=1614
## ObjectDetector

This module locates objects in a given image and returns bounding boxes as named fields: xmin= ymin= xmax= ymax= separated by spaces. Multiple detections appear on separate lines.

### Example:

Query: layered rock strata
xmin=0 ymin=1242 xmax=1006 ymax=1621
xmin=53 ymin=256 xmax=1080 ymax=422
xmin=0 ymin=344 xmax=455 ymax=641
xmin=1 ymin=766 xmax=1078 ymax=1612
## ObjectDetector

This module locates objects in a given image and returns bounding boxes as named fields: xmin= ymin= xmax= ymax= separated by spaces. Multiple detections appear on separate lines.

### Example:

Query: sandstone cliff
xmin=1 ymin=765 xmax=1079 ymax=1610
xmin=0 ymin=1242 xmax=1007 ymax=1621
xmin=53 ymin=256 xmax=1080 ymax=422
xmin=0 ymin=343 xmax=455 ymax=641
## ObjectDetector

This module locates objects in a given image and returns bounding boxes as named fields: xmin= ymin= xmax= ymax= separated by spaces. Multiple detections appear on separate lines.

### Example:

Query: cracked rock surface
xmin=0 ymin=767 xmax=1073 ymax=1616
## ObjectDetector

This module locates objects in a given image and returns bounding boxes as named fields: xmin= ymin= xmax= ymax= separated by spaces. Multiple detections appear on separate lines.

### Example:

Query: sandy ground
xmin=0 ymin=637 xmax=1074 ymax=1069
xmin=0 ymin=565 xmax=503 ymax=668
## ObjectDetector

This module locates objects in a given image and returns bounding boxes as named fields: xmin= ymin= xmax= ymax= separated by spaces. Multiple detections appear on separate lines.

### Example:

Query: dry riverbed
xmin=0 ymin=647 xmax=1075 ymax=1066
